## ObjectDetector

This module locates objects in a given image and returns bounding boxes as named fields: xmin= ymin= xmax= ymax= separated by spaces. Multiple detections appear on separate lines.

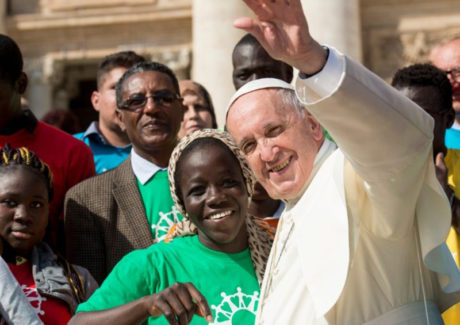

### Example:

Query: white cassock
xmin=256 ymin=48 xmax=460 ymax=325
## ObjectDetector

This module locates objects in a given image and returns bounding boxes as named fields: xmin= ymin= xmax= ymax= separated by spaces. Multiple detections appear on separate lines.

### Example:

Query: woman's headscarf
xmin=167 ymin=129 xmax=272 ymax=284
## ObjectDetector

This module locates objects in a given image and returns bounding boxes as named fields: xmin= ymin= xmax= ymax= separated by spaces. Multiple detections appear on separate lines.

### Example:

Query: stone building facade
xmin=2 ymin=0 xmax=460 ymax=128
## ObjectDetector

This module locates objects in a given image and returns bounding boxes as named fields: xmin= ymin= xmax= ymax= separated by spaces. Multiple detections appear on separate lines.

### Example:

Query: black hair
xmin=391 ymin=63 xmax=453 ymax=111
xmin=174 ymin=137 xmax=242 ymax=206
xmin=0 ymin=144 xmax=53 ymax=201
xmin=0 ymin=34 xmax=23 ymax=84
xmin=96 ymin=51 xmax=146 ymax=89
xmin=115 ymin=61 xmax=180 ymax=109
xmin=232 ymin=33 xmax=293 ymax=84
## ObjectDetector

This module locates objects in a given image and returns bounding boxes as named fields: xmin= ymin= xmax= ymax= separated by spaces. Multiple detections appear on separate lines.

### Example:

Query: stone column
xmin=301 ymin=0 xmax=362 ymax=62
xmin=192 ymin=0 xmax=252 ymax=127
xmin=24 ymin=56 xmax=63 ymax=118
xmin=0 ymin=0 xmax=6 ymax=34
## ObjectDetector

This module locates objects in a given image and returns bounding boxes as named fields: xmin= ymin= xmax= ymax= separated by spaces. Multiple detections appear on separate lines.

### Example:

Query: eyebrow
xmin=238 ymin=121 xmax=280 ymax=146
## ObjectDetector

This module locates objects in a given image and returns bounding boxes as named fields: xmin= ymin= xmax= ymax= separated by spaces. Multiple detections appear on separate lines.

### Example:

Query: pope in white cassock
xmin=225 ymin=0 xmax=460 ymax=324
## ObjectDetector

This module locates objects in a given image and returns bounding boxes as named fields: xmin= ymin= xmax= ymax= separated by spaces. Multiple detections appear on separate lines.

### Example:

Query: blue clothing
xmin=446 ymin=127 xmax=460 ymax=150
xmin=74 ymin=122 xmax=131 ymax=174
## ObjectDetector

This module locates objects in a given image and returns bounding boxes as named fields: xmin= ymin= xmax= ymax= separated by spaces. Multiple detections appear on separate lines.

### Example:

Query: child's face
xmin=179 ymin=143 xmax=249 ymax=253
xmin=0 ymin=166 xmax=49 ymax=256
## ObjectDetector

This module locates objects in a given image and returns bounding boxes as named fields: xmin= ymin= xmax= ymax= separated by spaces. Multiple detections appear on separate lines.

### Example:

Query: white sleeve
xmin=295 ymin=48 xmax=435 ymax=237
xmin=0 ymin=257 xmax=43 ymax=325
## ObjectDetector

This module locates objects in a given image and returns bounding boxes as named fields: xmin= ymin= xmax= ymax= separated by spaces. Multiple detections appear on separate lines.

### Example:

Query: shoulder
xmin=73 ymin=132 xmax=85 ymax=140
xmin=35 ymin=122 xmax=92 ymax=154
xmin=66 ymin=165 xmax=122 ymax=198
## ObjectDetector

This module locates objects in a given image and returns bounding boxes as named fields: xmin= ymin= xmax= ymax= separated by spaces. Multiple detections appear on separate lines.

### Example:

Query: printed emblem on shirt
xmin=0 ymin=284 xmax=47 ymax=325
xmin=211 ymin=287 xmax=259 ymax=324
xmin=21 ymin=284 xmax=47 ymax=316
xmin=152 ymin=205 xmax=182 ymax=242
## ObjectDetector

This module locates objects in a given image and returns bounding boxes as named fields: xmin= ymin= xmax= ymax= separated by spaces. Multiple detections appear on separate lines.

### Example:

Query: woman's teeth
xmin=209 ymin=210 xmax=232 ymax=220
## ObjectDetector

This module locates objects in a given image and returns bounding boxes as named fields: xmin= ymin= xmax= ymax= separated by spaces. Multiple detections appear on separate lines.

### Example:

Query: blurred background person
xmin=392 ymin=63 xmax=460 ymax=325
xmin=177 ymin=80 xmax=217 ymax=139
xmin=74 ymin=51 xmax=145 ymax=174
xmin=430 ymin=38 xmax=460 ymax=150
xmin=41 ymin=108 xmax=81 ymax=135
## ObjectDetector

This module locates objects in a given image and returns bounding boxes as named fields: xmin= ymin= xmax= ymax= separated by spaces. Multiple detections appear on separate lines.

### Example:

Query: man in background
xmin=392 ymin=63 xmax=460 ymax=325
xmin=430 ymin=38 xmax=460 ymax=149
xmin=74 ymin=51 xmax=145 ymax=174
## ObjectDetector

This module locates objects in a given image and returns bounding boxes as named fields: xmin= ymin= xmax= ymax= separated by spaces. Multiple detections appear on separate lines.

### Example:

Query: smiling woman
xmin=71 ymin=130 xmax=273 ymax=325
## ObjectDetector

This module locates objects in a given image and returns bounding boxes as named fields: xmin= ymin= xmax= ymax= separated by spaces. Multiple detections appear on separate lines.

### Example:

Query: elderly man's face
xmin=117 ymin=70 xmax=183 ymax=159
xmin=226 ymin=89 xmax=323 ymax=200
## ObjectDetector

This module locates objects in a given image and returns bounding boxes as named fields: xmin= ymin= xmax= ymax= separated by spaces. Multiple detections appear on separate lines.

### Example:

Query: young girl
xmin=0 ymin=145 xmax=98 ymax=324
xmin=70 ymin=130 xmax=273 ymax=325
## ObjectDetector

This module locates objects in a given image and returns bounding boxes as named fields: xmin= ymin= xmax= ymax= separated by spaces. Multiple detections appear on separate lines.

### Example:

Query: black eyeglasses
xmin=446 ymin=67 xmax=460 ymax=83
xmin=120 ymin=90 xmax=182 ymax=113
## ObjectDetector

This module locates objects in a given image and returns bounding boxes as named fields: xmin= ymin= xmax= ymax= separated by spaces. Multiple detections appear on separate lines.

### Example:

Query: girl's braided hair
xmin=0 ymin=144 xmax=54 ymax=201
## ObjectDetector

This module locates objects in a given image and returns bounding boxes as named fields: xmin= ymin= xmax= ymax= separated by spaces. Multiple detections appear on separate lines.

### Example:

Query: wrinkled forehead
xmin=122 ymin=70 xmax=175 ymax=95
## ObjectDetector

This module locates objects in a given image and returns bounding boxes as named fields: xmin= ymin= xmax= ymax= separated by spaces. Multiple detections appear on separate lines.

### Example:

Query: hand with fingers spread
xmin=146 ymin=282 xmax=213 ymax=325
xmin=234 ymin=0 xmax=328 ymax=75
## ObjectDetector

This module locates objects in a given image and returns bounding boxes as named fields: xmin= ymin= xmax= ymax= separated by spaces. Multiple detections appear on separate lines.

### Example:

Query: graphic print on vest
xmin=21 ymin=284 xmax=47 ymax=316
xmin=0 ymin=285 xmax=47 ymax=325
xmin=210 ymin=287 xmax=259 ymax=324
xmin=151 ymin=205 xmax=182 ymax=242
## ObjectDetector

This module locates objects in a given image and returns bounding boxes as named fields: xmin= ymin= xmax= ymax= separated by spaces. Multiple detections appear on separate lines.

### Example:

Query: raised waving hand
xmin=234 ymin=0 xmax=328 ymax=75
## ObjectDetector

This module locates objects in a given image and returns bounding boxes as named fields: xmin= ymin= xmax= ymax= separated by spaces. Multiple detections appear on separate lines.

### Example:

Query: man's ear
xmin=115 ymin=109 xmax=126 ymax=132
xmin=15 ymin=72 xmax=28 ymax=95
xmin=91 ymin=91 xmax=100 ymax=112
xmin=304 ymin=112 xmax=323 ymax=141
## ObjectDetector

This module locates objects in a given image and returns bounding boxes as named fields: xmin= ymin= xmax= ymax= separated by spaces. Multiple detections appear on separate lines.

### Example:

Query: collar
xmin=270 ymin=201 xmax=285 ymax=219
xmin=81 ymin=122 xmax=110 ymax=146
xmin=130 ymin=148 xmax=167 ymax=185
xmin=452 ymin=120 xmax=460 ymax=131
xmin=82 ymin=121 xmax=103 ymax=139
xmin=0 ymin=109 xmax=38 ymax=135
xmin=286 ymin=138 xmax=337 ymax=208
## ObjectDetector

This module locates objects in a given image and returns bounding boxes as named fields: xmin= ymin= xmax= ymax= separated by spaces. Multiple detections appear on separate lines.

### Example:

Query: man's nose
xmin=14 ymin=205 xmax=33 ymax=225
xmin=143 ymin=96 xmax=161 ymax=113
xmin=259 ymin=139 xmax=278 ymax=162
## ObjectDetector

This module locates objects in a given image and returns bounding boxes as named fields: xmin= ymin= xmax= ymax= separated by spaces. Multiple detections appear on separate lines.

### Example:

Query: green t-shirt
xmin=136 ymin=170 xmax=183 ymax=242
xmin=77 ymin=236 xmax=260 ymax=325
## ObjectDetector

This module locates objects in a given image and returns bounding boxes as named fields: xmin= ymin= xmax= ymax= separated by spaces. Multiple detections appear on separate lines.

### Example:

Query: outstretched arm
xmin=69 ymin=282 xmax=212 ymax=325
xmin=233 ymin=0 xmax=327 ymax=75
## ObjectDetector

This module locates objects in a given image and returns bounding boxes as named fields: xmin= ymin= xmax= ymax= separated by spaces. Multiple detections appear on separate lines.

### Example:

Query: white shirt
xmin=130 ymin=148 xmax=167 ymax=185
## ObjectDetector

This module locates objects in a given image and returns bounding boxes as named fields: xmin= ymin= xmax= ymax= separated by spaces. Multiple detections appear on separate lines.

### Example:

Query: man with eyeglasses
xmin=430 ymin=38 xmax=460 ymax=150
xmin=64 ymin=61 xmax=185 ymax=284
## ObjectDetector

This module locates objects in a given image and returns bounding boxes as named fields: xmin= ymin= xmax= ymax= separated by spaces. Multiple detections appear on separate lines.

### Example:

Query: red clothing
xmin=8 ymin=261 xmax=72 ymax=325
xmin=0 ymin=121 xmax=95 ymax=250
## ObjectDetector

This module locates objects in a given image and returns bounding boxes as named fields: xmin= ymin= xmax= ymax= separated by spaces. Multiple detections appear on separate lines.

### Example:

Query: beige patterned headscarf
xmin=167 ymin=129 xmax=272 ymax=284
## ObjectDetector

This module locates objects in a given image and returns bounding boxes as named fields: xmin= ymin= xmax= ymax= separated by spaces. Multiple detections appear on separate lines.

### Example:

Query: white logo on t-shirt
xmin=152 ymin=205 xmax=182 ymax=242
xmin=210 ymin=287 xmax=259 ymax=324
